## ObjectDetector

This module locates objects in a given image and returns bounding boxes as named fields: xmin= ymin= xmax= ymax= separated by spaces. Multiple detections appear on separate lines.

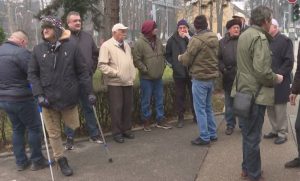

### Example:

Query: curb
xmin=0 ymin=112 xmax=224 ymax=158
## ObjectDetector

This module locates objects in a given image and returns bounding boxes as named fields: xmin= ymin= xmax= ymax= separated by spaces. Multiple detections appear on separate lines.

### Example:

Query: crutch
xmin=92 ymin=106 xmax=113 ymax=163
xmin=38 ymin=106 xmax=55 ymax=181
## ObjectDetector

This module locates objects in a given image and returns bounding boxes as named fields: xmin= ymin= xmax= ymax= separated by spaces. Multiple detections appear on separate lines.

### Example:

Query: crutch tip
xmin=108 ymin=158 xmax=113 ymax=163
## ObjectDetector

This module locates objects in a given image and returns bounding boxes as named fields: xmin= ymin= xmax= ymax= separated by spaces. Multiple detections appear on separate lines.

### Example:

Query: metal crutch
xmin=92 ymin=106 xmax=113 ymax=163
xmin=38 ymin=106 xmax=55 ymax=181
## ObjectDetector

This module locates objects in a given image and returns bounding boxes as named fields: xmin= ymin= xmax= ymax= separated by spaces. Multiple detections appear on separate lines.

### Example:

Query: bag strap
xmin=236 ymin=72 xmax=262 ymax=100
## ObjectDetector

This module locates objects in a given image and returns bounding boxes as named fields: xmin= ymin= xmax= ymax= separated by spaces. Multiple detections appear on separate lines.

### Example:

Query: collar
xmin=251 ymin=25 xmax=273 ymax=42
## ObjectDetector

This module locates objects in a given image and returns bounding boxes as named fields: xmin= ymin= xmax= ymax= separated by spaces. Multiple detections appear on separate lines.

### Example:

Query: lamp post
xmin=27 ymin=10 xmax=39 ymax=45
xmin=14 ymin=5 xmax=24 ymax=29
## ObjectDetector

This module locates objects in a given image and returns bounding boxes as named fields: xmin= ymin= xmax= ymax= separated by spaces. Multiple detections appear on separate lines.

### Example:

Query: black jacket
xmin=218 ymin=33 xmax=238 ymax=92
xmin=270 ymin=32 xmax=294 ymax=104
xmin=28 ymin=30 xmax=93 ymax=110
xmin=0 ymin=41 xmax=33 ymax=101
xmin=166 ymin=32 xmax=191 ymax=79
xmin=69 ymin=30 xmax=99 ymax=74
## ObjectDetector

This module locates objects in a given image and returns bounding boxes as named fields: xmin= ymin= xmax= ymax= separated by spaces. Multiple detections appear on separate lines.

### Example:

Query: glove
xmin=37 ymin=95 xmax=50 ymax=107
xmin=88 ymin=94 xmax=97 ymax=105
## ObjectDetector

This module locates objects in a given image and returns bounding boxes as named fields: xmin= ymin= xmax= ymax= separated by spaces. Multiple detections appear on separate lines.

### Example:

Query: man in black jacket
xmin=218 ymin=19 xmax=241 ymax=135
xmin=63 ymin=11 xmax=102 ymax=150
xmin=0 ymin=30 xmax=49 ymax=171
xmin=166 ymin=19 xmax=196 ymax=128
xmin=263 ymin=19 xmax=294 ymax=145
xmin=28 ymin=16 xmax=94 ymax=176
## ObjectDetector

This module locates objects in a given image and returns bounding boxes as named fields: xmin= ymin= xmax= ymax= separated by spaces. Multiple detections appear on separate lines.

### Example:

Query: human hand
xmin=37 ymin=95 xmax=50 ymax=107
xmin=275 ymin=74 xmax=283 ymax=84
xmin=88 ymin=94 xmax=97 ymax=105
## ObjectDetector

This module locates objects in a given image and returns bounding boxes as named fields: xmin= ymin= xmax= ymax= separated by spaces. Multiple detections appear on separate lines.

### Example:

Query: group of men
xmin=1 ymin=5 xmax=300 ymax=181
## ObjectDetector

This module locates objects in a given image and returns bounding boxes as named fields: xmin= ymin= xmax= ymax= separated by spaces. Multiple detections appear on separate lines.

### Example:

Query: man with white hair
xmin=99 ymin=23 xmax=136 ymax=143
xmin=263 ymin=18 xmax=294 ymax=144
xmin=0 ymin=30 xmax=49 ymax=171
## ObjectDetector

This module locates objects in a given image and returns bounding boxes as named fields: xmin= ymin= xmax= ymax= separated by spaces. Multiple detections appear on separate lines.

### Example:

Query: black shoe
xmin=225 ymin=127 xmax=234 ymax=135
xmin=191 ymin=137 xmax=210 ymax=146
xmin=57 ymin=157 xmax=73 ymax=176
xmin=65 ymin=136 xmax=74 ymax=150
xmin=285 ymin=158 xmax=300 ymax=168
xmin=17 ymin=161 xmax=30 ymax=171
xmin=210 ymin=137 xmax=218 ymax=142
xmin=31 ymin=157 xmax=50 ymax=171
xmin=122 ymin=131 xmax=135 ymax=139
xmin=274 ymin=137 xmax=287 ymax=145
xmin=113 ymin=134 xmax=125 ymax=143
xmin=263 ymin=132 xmax=278 ymax=139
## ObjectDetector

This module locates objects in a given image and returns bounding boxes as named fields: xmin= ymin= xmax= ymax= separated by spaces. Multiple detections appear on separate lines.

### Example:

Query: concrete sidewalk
xmin=196 ymin=105 xmax=300 ymax=181
xmin=0 ymin=116 xmax=222 ymax=181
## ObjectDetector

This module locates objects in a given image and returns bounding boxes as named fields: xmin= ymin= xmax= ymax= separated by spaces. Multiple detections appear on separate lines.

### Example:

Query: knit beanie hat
xmin=193 ymin=15 xmax=208 ymax=30
xmin=177 ymin=19 xmax=189 ymax=28
xmin=226 ymin=19 xmax=242 ymax=30
xmin=141 ymin=20 xmax=157 ymax=35
xmin=41 ymin=16 xmax=64 ymax=40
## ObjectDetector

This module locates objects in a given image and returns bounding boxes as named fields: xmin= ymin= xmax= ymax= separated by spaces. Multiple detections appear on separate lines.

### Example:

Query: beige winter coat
xmin=98 ymin=38 xmax=136 ymax=86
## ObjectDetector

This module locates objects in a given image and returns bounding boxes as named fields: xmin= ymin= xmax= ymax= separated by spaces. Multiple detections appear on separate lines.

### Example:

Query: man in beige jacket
xmin=98 ymin=23 xmax=136 ymax=143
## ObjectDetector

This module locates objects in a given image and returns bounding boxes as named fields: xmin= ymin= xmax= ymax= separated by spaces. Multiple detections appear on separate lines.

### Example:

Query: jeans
xmin=174 ymin=78 xmax=196 ymax=119
xmin=224 ymin=90 xmax=238 ymax=128
xmin=192 ymin=79 xmax=217 ymax=141
xmin=140 ymin=78 xmax=164 ymax=122
xmin=64 ymin=89 xmax=99 ymax=138
xmin=0 ymin=99 xmax=43 ymax=166
xmin=240 ymin=104 xmax=266 ymax=180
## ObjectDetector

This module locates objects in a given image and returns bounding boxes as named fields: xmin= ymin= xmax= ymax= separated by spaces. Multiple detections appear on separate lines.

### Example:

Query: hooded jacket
xmin=28 ymin=29 xmax=93 ymax=110
xmin=133 ymin=34 xmax=166 ymax=80
xmin=0 ymin=41 xmax=33 ymax=101
xmin=179 ymin=30 xmax=219 ymax=80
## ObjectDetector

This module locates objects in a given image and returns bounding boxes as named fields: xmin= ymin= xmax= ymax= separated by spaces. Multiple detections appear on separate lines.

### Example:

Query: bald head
xmin=8 ymin=30 xmax=29 ymax=48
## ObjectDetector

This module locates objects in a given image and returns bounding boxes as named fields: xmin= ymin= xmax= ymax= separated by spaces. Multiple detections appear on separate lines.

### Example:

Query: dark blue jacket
xmin=0 ymin=41 xmax=33 ymax=101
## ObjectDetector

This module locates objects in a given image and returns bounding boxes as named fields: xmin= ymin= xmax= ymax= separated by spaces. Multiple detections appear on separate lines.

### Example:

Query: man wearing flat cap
xmin=99 ymin=23 xmax=136 ymax=143
xmin=28 ymin=16 xmax=94 ymax=176
xmin=219 ymin=19 xmax=242 ymax=135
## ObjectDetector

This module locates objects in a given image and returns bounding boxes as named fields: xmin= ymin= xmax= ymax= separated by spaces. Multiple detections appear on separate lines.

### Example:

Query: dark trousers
xmin=0 ymin=99 xmax=44 ymax=166
xmin=108 ymin=85 xmax=133 ymax=135
xmin=174 ymin=78 xmax=196 ymax=119
xmin=295 ymin=100 xmax=300 ymax=157
xmin=239 ymin=104 xmax=266 ymax=180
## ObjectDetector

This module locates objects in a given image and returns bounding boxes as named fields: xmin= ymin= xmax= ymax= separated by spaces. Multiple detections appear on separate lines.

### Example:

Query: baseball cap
xmin=112 ymin=23 xmax=128 ymax=32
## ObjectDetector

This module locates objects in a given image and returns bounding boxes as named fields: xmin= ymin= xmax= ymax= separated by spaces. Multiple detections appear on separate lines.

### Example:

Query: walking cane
xmin=92 ymin=106 xmax=113 ymax=163
xmin=38 ymin=106 xmax=55 ymax=181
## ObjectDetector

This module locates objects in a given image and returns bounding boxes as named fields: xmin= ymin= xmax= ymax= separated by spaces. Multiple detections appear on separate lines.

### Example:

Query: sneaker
xmin=156 ymin=121 xmax=172 ymax=129
xmin=210 ymin=137 xmax=218 ymax=142
xmin=285 ymin=158 xmax=300 ymax=168
xmin=191 ymin=137 xmax=210 ymax=146
xmin=89 ymin=135 xmax=103 ymax=144
xmin=65 ymin=137 xmax=74 ymax=150
xmin=143 ymin=120 xmax=152 ymax=132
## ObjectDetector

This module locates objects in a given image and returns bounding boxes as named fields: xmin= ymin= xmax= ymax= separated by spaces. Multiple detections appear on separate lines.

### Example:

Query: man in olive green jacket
xmin=133 ymin=20 xmax=171 ymax=131
xmin=231 ymin=6 xmax=283 ymax=181
xmin=179 ymin=15 xmax=219 ymax=146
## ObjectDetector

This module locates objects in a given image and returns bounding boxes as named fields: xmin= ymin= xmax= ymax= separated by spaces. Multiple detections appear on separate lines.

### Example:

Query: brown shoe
xmin=143 ymin=120 xmax=151 ymax=132
xmin=241 ymin=170 xmax=248 ymax=180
